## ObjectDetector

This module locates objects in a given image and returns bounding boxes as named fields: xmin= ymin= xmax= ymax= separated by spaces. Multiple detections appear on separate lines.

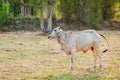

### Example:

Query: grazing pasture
xmin=0 ymin=31 xmax=120 ymax=80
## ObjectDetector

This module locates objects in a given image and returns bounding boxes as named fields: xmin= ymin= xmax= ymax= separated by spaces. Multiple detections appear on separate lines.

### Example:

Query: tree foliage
xmin=0 ymin=0 xmax=120 ymax=31
xmin=0 ymin=0 xmax=10 ymax=18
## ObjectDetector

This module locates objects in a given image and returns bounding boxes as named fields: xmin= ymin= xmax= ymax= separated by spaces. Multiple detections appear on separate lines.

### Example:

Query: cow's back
xmin=72 ymin=30 xmax=100 ymax=52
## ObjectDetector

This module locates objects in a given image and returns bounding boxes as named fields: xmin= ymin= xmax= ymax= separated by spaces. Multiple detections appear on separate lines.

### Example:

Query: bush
xmin=0 ymin=17 xmax=41 ymax=31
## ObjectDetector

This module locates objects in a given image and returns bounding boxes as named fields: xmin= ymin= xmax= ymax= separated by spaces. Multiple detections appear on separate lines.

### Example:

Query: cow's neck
xmin=57 ymin=32 xmax=71 ymax=55
xmin=57 ymin=31 xmax=64 ymax=43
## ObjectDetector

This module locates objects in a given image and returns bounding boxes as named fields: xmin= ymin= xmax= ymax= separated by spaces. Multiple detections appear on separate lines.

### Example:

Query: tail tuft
xmin=103 ymin=49 xmax=108 ymax=53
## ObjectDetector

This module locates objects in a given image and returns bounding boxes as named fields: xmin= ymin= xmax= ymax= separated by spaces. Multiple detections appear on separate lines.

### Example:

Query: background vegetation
xmin=0 ymin=0 xmax=120 ymax=31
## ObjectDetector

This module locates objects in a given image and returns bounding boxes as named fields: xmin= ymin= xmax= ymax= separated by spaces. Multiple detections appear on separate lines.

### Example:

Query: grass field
xmin=0 ymin=31 xmax=120 ymax=80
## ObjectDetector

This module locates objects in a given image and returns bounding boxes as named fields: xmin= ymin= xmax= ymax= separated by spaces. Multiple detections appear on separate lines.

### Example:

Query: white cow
xmin=48 ymin=27 xmax=108 ymax=70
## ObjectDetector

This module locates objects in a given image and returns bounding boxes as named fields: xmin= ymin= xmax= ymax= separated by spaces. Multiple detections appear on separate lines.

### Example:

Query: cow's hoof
xmin=100 ymin=65 xmax=102 ymax=69
xmin=94 ymin=66 xmax=96 ymax=69
xmin=69 ymin=67 xmax=74 ymax=70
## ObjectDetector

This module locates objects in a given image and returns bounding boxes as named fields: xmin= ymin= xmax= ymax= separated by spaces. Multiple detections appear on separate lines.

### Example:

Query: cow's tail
xmin=99 ymin=34 xmax=109 ymax=53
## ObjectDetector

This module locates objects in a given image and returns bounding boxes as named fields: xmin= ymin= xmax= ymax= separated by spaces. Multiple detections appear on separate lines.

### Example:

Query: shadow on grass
xmin=42 ymin=73 xmax=101 ymax=80
xmin=42 ymin=68 xmax=114 ymax=80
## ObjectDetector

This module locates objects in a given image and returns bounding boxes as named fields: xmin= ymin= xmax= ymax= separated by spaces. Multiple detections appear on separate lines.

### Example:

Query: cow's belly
xmin=76 ymin=43 xmax=93 ymax=53
xmin=74 ymin=33 xmax=94 ymax=53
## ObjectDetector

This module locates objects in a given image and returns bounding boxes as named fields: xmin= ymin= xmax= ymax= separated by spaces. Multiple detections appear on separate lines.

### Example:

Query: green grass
xmin=0 ymin=31 xmax=120 ymax=80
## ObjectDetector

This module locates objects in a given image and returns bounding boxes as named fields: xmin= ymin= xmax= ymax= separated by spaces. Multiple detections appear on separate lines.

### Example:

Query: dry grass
xmin=0 ymin=31 xmax=120 ymax=80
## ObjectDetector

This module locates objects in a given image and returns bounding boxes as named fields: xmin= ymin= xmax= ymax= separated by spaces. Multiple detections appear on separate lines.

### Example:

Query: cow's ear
xmin=59 ymin=26 xmax=61 ymax=29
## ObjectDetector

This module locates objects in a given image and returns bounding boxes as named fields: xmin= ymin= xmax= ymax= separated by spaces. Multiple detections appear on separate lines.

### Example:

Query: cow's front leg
xmin=69 ymin=50 xmax=75 ymax=70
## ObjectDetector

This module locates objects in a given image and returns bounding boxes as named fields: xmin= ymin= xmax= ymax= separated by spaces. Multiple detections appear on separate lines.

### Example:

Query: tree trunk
xmin=40 ymin=2 xmax=45 ymax=31
xmin=29 ymin=6 xmax=31 ymax=15
xmin=21 ymin=5 xmax=24 ymax=16
xmin=2 ymin=0 xmax=4 ymax=4
xmin=6 ymin=1 xmax=9 ymax=15
xmin=47 ymin=0 xmax=52 ymax=31
xmin=26 ymin=6 xmax=29 ymax=16
xmin=24 ymin=6 xmax=26 ymax=16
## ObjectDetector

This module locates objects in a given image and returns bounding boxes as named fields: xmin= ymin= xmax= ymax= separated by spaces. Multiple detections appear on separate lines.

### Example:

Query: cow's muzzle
xmin=48 ymin=36 xmax=51 ymax=39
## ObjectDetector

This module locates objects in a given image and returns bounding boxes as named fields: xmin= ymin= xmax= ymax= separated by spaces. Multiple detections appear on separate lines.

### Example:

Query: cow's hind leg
xmin=97 ymin=50 xmax=102 ymax=68
xmin=95 ymin=46 xmax=102 ymax=68
xmin=91 ymin=47 xmax=98 ymax=68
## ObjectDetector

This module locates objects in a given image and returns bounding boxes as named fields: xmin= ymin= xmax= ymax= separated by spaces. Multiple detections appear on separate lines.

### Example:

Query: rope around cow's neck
xmin=57 ymin=31 xmax=63 ymax=43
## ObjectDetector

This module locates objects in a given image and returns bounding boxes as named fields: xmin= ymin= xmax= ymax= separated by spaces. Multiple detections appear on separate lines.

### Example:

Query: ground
xmin=0 ymin=31 xmax=120 ymax=80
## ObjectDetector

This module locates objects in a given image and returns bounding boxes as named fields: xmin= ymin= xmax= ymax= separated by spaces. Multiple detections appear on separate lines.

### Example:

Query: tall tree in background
xmin=30 ymin=0 xmax=46 ymax=31
xmin=47 ymin=0 xmax=52 ymax=31
xmin=0 ymin=0 xmax=10 ymax=18
xmin=20 ymin=0 xmax=33 ymax=17
xmin=40 ymin=0 xmax=45 ymax=31
xmin=101 ymin=0 xmax=114 ymax=20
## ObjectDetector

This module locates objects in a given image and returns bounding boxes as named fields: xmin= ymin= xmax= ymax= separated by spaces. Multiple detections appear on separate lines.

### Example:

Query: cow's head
xmin=48 ymin=27 xmax=63 ymax=39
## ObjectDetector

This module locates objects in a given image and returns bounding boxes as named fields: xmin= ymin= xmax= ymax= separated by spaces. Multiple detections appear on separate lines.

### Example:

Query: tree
xmin=40 ymin=1 xmax=45 ymax=31
xmin=47 ymin=0 xmax=52 ymax=31
xmin=20 ymin=0 xmax=33 ymax=17
xmin=101 ymin=0 xmax=115 ymax=20
xmin=0 ymin=0 xmax=10 ymax=18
